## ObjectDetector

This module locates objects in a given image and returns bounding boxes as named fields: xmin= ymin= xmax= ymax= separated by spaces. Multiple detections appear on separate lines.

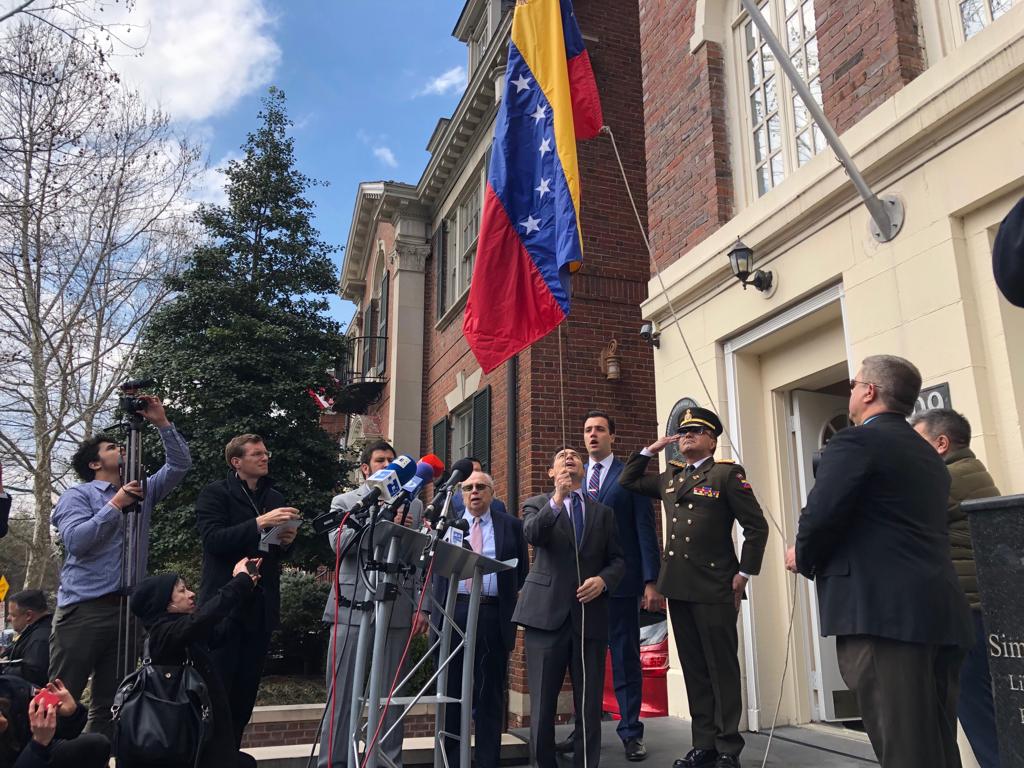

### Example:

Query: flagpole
xmin=738 ymin=0 xmax=904 ymax=243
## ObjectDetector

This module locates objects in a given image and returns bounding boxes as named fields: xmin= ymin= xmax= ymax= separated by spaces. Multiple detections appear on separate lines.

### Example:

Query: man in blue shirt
xmin=49 ymin=396 xmax=191 ymax=736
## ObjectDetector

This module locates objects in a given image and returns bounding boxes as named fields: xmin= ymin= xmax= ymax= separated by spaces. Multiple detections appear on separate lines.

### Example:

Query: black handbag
xmin=111 ymin=640 xmax=212 ymax=767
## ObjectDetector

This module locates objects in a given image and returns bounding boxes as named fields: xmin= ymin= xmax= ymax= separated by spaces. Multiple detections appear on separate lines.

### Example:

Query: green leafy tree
xmin=132 ymin=87 xmax=349 ymax=572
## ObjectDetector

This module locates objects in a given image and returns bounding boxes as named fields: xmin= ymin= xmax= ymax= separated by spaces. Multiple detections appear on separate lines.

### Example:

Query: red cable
xmin=359 ymin=554 xmax=436 ymax=768
xmin=327 ymin=511 xmax=353 ymax=768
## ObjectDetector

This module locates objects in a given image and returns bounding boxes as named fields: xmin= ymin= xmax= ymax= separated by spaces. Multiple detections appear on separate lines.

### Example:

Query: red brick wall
xmin=816 ymin=0 xmax=925 ymax=134
xmin=637 ymin=2 xmax=733 ymax=271
xmin=241 ymin=712 xmax=437 ymax=749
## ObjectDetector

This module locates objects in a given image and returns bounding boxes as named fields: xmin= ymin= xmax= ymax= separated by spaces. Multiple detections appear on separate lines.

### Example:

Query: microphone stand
xmin=112 ymin=409 xmax=146 ymax=682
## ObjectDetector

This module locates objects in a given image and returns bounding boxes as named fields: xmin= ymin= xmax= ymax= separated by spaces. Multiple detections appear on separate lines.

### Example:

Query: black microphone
xmin=424 ymin=457 xmax=476 ymax=524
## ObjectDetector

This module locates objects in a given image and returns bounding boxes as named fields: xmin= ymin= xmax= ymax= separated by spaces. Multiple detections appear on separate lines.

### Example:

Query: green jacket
xmin=946 ymin=447 xmax=1000 ymax=610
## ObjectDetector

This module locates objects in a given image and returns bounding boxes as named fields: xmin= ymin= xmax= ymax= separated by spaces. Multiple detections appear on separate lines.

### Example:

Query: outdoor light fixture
xmin=727 ymin=238 xmax=773 ymax=293
xmin=639 ymin=322 xmax=660 ymax=348
xmin=599 ymin=339 xmax=621 ymax=380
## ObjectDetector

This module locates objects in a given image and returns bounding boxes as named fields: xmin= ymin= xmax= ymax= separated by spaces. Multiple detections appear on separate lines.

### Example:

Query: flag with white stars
xmin=462 ymin=0 xmax=603 ymax=374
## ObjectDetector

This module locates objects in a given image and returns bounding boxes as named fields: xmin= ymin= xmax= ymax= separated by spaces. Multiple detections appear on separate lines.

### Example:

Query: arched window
xmin=733 ymin=0 xmax=824 ymax=198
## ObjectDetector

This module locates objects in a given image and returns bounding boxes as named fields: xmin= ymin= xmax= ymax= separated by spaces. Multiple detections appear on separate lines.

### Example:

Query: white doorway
xmin=790 ymin=386 xmax=859 ymax=722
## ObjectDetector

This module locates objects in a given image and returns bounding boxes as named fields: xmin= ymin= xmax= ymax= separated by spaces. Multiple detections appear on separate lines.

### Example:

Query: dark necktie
xmin=570 ymin=493 xmax=585 ymax=544
xmin=588 ymin=463 xmax=602 ymax=498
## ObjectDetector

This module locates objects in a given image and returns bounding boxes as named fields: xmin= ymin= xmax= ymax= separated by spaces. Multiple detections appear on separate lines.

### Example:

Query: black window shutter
xmin=361 ymin=302 xmax=375 ymax=375
xmin=432 ymin=416 xmax=450 ymax=479
xmin=434 ymin=222 xmax=447 ymax=320
xmin=471 ymin=386 xmax=491 ymax=472
xmin=376 ymin=270 xmax=389 ymax=374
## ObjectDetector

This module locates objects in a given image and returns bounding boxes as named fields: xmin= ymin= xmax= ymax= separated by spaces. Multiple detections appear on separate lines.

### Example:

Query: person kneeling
xmin=128 ymin=558 xmax=261 ymax=768
xmin=0 ymin=677 xmax=110 ymax=768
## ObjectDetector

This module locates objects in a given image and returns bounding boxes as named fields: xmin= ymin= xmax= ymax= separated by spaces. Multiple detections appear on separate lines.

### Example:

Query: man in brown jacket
xmin=912 ymin=408 xmax=1001 ymax=768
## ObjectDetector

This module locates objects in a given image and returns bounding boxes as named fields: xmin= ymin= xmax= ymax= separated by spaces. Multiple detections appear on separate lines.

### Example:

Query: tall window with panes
xmin=444 ymin=171 xmax=482 ymax=309
xmin=957 ymin=0 xmax=1014 ymax=39
xmin=739 ymin=0 xmax=823 ymax=197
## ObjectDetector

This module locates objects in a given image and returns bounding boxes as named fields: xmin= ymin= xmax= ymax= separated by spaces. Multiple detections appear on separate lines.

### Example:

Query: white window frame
xmin=948 ymin=0 xmax=1017 ymax=42
xmin=469 ymin=11 xmax=490 ymax=77
xmin=732 ymin=0 xmax=824 ymax=200
xmin=452 ymin=405 xmax=473 ymax=464
xmin=444 ymin=165 xmax=484 ymax=309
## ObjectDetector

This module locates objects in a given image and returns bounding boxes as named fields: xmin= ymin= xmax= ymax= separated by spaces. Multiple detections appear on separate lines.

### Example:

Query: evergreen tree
xmin=133 ymin=87 xmax=348 ymax=571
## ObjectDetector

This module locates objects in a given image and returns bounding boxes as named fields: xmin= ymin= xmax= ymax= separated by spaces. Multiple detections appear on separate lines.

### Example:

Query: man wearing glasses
xmin=620 ymin=407 xmax=768 ymax=768
xmin=433 ymin=470 xmax=527 ymax=768
xmin=786 ymin=356 xmax=973 ymax=768
xmin=195 ymin=434 xmax=300 ymax=747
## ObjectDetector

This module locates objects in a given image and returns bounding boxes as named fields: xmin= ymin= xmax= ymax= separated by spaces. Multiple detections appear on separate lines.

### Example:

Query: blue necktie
xmin=570 ymin=493 xmax=585 ymax=544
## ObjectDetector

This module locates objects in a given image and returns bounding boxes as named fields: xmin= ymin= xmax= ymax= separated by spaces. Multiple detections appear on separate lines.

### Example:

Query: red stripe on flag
xmin=463 ymin=186 xmax=566 ymax=373
xmin=567 ymin=50 xmax=603 ymax=140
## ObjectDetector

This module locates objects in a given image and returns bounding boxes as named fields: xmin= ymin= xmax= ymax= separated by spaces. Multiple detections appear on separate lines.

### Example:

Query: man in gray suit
xmin=319 ymin=440 xmax=426 ymax=768
xmin=513 ymin=446 xmax=626 ymax=768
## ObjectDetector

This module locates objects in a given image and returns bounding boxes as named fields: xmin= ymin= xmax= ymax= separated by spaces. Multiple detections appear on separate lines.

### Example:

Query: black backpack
xmin=111 ymin=641 xmax=212 ymax=767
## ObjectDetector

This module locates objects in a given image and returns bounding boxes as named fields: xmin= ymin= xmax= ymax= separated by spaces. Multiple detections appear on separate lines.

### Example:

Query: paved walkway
xmin=510 ymin=717 xmax=879 ymax=768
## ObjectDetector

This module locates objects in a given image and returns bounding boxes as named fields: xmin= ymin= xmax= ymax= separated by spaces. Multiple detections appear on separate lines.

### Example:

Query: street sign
xmin=0 ymin=575 xmax=8 ymax=601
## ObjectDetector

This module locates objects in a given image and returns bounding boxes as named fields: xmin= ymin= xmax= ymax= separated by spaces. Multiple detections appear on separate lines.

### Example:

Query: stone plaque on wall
xmin=963 ymin=493 xmax=1024 ymax=766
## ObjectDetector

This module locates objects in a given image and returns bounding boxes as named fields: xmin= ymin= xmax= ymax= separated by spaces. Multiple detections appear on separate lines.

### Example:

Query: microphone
xmin=378 ymin=454 xmax=445 ymax=518
xmin=311 ymin=456 xmax=416 ymax=535
xmin=424 ymin=457 xmax=476 ymax=524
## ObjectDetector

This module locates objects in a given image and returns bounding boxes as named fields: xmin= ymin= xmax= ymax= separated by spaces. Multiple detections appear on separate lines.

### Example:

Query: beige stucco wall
xmin=640 ymin=6 xmax=1024 ymax=761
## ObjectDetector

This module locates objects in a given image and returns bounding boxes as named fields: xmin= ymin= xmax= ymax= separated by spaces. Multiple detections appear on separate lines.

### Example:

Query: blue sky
xmin=114 ymin=0 xmax=473 ymax=328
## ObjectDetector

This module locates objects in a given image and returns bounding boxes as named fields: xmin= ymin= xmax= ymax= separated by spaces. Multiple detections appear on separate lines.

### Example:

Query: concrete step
xmin=248 ymin=733 xmax=530 ymax=768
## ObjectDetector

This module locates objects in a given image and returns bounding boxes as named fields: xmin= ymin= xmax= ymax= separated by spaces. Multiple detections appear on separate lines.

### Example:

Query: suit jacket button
xmin=685 ymin=536 xmax=690 ymax=542
xmin=688 ymin=503 xmax=694 ymax=509
xmin=672 ymin=517 xmax=678 ymax=523
xmin=687 ymin=519 xmax=693 ymax=525
xmin=669 ymin=551 xmax=675 ymax=557
xmin=670 ymin=534 xmax=676 ymax=540
xmin=675 ymin=502 xmax=681 ymax=507
xmin=710 ymin=562 xmax=715 ymax=567
xmin=683 ymin=553 xmax=689 ymax=559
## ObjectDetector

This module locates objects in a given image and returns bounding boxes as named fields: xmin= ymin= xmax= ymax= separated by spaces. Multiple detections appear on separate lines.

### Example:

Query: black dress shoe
xmin=554 ymin=735 xmax=575 ymax=754
xmin=672 ymin=748 xmax=719 ymax=768
xmin=624 ymin=738 xmax=647 ymax=762
xmin=714 ymin=755 xmax=740 ymax=768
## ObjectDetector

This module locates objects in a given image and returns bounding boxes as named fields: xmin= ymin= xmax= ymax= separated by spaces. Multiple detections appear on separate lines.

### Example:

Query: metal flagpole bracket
xmin=739 ymin=0 xmax=905 ymax=243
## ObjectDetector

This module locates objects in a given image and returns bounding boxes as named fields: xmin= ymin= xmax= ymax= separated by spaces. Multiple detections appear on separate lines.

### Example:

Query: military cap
xmin=677 ymin=406 xmax=723 ymax=436
xmin=994 ymin=195 xmax=1024 ymax=308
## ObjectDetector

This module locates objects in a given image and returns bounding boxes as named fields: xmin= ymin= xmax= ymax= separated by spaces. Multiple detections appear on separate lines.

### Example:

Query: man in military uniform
xmin=620 ymin=407 xmax=768 ymax=768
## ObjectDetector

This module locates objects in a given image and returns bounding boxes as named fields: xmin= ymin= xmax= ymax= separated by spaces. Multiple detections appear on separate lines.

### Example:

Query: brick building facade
xmin=336 ymin=0 xmax=658 ymax=727
xmin=637 ymin=1 xmax=1024 ymax=764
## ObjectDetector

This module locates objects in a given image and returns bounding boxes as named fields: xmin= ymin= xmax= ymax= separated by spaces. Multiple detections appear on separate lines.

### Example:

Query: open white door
xmin=791 ymin=389 xmax=860 ymax=722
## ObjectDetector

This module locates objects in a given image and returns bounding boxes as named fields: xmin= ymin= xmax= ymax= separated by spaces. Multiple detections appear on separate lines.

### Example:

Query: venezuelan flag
xmin=463 ymin=0 xmax=603 ymax=374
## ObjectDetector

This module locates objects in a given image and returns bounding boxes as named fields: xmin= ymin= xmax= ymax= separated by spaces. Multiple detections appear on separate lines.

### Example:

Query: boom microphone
xmin=311 ymin=456 xmax=416 ymax=535
xmin=424 ymin=457 xmax=476 ymax=523
xmin=379 ymin=454 xmax=445 ymax=517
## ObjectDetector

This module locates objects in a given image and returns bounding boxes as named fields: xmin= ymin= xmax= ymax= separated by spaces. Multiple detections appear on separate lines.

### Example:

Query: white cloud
xmin=419 ymin=66 xmax=467 ymax=97
xmin=372 ymin=146 xmax=398 ymax=168
xmin=190 ymin=152 xmax=240 ymax=207
xmin=112 ymin=0 xmax=281 ymax=122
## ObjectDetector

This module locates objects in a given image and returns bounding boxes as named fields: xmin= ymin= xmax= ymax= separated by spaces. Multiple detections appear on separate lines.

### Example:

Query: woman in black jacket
xmin=128 ymin=558 xmax=260 ymax=768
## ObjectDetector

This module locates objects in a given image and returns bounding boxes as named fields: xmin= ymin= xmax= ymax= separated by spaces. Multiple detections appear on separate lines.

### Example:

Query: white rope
xmin=601 ymin=124 xmax=798 ymax=766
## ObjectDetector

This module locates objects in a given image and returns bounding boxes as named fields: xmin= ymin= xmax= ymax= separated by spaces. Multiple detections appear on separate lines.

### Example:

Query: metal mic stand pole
xmin=362 ymin=504 xmax=408 ymax=768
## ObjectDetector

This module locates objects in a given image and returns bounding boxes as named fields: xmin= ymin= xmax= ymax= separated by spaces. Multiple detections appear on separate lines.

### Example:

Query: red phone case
xmin=32 ymin=689 xmax=60 ymax=709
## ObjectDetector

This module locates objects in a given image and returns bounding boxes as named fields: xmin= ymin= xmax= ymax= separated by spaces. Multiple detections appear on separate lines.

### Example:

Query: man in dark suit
xmin=513 ymin=446 xmax=625 ymax=768
xmin=431 ymin=469 xmax=528 ymax=768
xmin=558 ymin=410 xmax=660 ymax=761
xmin=195 ymin=433 xmax=300 ymax=747
xmin=621 ymin=407 xmax=768 ymax=768
xmin=786 ymin=355 xmax=974 ymax=768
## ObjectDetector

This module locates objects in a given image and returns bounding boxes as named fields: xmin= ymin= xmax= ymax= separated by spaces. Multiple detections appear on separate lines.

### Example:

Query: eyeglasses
xmin=677 ymin=426 xmax=708 ymax=436
xmin=247 ymin=451 xmax=272 ymax=459
xmin=461 ymin=483 xmax=492 ymax=492
xmin=848 ymin=380 xmax=881 ymax=391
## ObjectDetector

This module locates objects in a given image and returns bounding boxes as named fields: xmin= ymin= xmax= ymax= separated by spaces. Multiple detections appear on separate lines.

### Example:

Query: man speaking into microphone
xmin=319 ymin=440 xmax=429 ymax=768
xmin=514 ymin=446 xmax=625 ymax=768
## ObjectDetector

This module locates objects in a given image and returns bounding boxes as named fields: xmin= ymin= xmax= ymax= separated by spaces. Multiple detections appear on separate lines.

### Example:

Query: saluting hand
xmin=645 ymin=434 xmax=677 ymax=454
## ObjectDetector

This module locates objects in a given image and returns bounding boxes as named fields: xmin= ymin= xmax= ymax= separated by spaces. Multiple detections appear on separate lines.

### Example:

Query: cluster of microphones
xmin=311 ymin=454 xmax=478 ymax=540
